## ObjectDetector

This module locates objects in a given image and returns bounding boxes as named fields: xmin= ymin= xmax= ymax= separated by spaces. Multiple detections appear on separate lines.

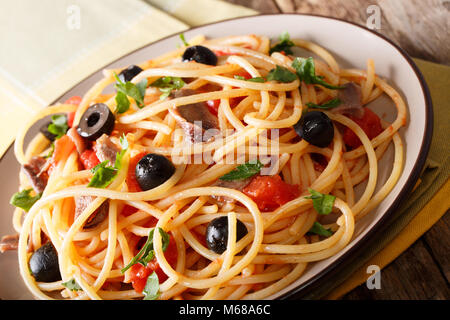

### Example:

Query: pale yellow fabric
xmin=0 ymin=0 xmax=255 ymax=157
xmin=1 ymin=0 xmax=447 ymax=300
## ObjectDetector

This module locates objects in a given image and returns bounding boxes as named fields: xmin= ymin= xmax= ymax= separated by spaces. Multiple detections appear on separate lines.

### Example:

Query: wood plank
xmin=267 ymin=0 xmax=450 ymax=64
xmin=423 ymin=210 xmax=450 ymax=283
xmin=343 ymin=238 xmax=450 ymax=299
xmin=226 ymin=0 xmax=280 ymax=13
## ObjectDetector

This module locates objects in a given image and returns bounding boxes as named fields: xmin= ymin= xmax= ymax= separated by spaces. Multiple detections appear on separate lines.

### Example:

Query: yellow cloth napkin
xmin=0 ymin=0 xmax=448 ymax=299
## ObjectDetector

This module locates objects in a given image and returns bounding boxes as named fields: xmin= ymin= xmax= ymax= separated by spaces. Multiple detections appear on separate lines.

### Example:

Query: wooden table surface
xmin=225 ymin=0 xmax=450 ymax=299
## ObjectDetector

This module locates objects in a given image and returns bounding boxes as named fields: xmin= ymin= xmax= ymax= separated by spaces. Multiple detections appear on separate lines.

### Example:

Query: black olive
xmin=29 ymin=242 xmax=61 ymax=282
xmin=206 ymin=216 xmax=248 ymax=254
xmin=39 ymin=121 xmax=57 ymax=142
xmin=118 ymin=65 xmax=143 ymax=83
xmin=135 ymin=153 xmax=175 ymax=191
xmin=294 ymin=111 xmax=334 ymax=148
xmin=77 ymin=103 xmax=115 ymax=141
xmin=182 ymin=45 xmax=218 ymax=66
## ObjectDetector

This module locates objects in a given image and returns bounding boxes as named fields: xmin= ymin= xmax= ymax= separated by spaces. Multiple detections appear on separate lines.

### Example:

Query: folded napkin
xmin=0 ymin=0 xmax=448 ymax=299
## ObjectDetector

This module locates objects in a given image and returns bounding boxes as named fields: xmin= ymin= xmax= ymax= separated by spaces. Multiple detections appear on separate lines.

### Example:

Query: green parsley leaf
xmin=87 ymin=136 xmax=129 ymax=188
xmin=62 ymin=278 xmax=82 ymax=291
xmin=114 ymin=134 xmax=129 ymax=170
xmin=269 ymin=31 xmax=295 ymax=55
xmin=292 ymin=57 xmax=344 ymax=90
xmin=121 ymin=227 xmax=171 ymax=273
xmin=179 ymin=33 xmax=189 ymax=47
xmin=10 ymin=189 xmax=41 ymax=212
xmin=266 ymin=65 xmax=298 ymax=83
xmin=234 ymin=75 xmax=265 ymax=83
xmin=308 ymin=222 xmax=333 ymax=237
xmin=150 ymin=76 xmax=186 ymax=100
xmin=305 ymin=188 xmax=336 ymax=215
xmin=87 ymin=161 xmax=117 ymax=189
xmin=114 ymin=73 xmax=148 ymax=109
xmin=306 ymin=98 xmax=342 ymax=111
xmin=47 ymin=115 xmax=68 ymax=139
xmin=219 ymin=160 xmax=263 ymax=181
xmin=115 ymin=91 xmax=130 ymax=114
xmin=143 ymin=272 xmax=160 ymax=300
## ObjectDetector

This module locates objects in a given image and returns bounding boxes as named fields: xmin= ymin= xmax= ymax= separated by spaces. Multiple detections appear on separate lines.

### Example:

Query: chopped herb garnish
xmin=87 ymin=136 xmax=128 ymax=188
xmin=121 ymin=227 xmax=170 ymax=273
xmin=219 ymin=160 xmax=263 ymax=181
xmin=44 ymin=142 xmax=55 ymax=159
xmin=62 ymin=278 xmax=82 ymax=291
xmin=179 ymin=33 xmax=189 ymax=47
xmin=143 ymin=272 xmax=160 ymax=300
xmin=114 ymin=72 xmax=148 ymax=112
xmin=266 ymin=65 xmax=298 ymax=83
xmin=47 ymin=115 xmax=68 ymax=139
xmin=150 ymin=76 xmax=185 ymax=100
xmin=305 ymin=188 xmax=336 ymax=215
xmin=308 ymin=222 xmax=333 ymax=237
xmin=234 ymin=75 xmax=265 ymax=83
xmin=306 ymin=98 xmax=342 ymax=111
xmin=115 ymin=91 xmax=130 ymax=114
xmin=292 ymin=57 xmax=344 ymax=90
xmin=10 ymin=189 xmax=41 ymax=212
xmin=269 ymin=31 xmax=295 ymax=55
xmin=87 ymin=161 xmax=117 ymax=189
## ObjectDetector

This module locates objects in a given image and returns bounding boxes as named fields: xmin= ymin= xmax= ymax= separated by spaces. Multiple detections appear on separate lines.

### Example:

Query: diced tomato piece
xmin=126 ymin=153 xmax=145 ymax=192
xmin=80 ymin=149 xmax=100 ymax=170
xmin=343 ymin=108 xmax=383 ymax=149
xmin=48 ymin=135 xmax=76 ymax=175
xmin=129 ymin=235 xmax=178 ymax=293
xmin=67 ymin=112 xmax=75 ymax=128
xmin=243 ymin=175 xmax=299 ymax=212
xmin=121 ymin=205 xmax=139 ymax=217
xmin=65 ymin=96 xmax=82 ymax=106
xmin=206 ymin=99 xmax=220 ymax=116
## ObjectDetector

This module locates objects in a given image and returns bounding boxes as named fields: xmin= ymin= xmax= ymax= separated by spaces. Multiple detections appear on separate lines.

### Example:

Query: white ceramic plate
xmin=0 ymin=14 xmax=432 ymax=300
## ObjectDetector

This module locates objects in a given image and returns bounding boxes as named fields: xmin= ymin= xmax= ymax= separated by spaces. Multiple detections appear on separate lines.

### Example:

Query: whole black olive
xmin=182 ymin=45 xmax=218 ymax=66
xmin=206 ymin=216 xmax=248 ymax=254
xmin=77 ymin=103 xmax=115 ymax=141
xmin=294 ymin=111 xmax=334 ymax=148
xmin=29 ymin=242 xmax=61 ymax=282
xmin=118 ymin=65 xmax=143 ymax=83
xmin=135 ymin=153 xmax=175 ymax=191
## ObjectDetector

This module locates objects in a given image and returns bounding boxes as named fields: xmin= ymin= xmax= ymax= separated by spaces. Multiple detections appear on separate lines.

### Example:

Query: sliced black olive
xmin=206 ymin=216 xmax=248 ymax=254
xmin=135 ymin=153 xmax=175 ymax=191
xmin=294 ymin=111 xmax=334 ymax=148
xmin=29 ymin=242 xmax=61 ymax=282
xmin=77 ymin=103 xmax=115 ymax=141
xmin=118 ymin=65 xmax=143 ymax=83
xmin=39 ymin=121 xmax=57 ymax=142
xmin=182 ymin=45 xmax=218 ymax=66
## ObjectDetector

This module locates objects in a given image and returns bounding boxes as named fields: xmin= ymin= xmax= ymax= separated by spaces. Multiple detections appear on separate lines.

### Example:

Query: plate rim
xmin=1 ymin=13 xmax=433 ymax=300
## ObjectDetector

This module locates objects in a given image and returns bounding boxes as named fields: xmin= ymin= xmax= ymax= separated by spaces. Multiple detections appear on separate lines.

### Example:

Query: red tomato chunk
xmin=343 ymin=108 xmax=383 ymax=149
xmin=243 ymin=175 xmax=299 ymax=212
xmin=129 ymin=235 xmax=178 ymax=293
xmin=79 ymin=149 xmax=100 ymax=170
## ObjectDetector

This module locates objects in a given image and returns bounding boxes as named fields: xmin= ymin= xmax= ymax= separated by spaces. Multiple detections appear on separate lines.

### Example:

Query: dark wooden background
xmin=225 ymin=0 xmax=450 ymax=299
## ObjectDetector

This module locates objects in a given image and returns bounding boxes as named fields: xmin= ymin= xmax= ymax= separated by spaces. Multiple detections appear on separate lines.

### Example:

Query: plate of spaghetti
xmin=0 ymin=14 xmax=432 ymax=300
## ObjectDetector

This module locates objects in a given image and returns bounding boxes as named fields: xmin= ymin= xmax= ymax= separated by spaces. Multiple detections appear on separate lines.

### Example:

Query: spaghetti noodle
xmin=5 ymin=32 xmax=406 ymax=300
